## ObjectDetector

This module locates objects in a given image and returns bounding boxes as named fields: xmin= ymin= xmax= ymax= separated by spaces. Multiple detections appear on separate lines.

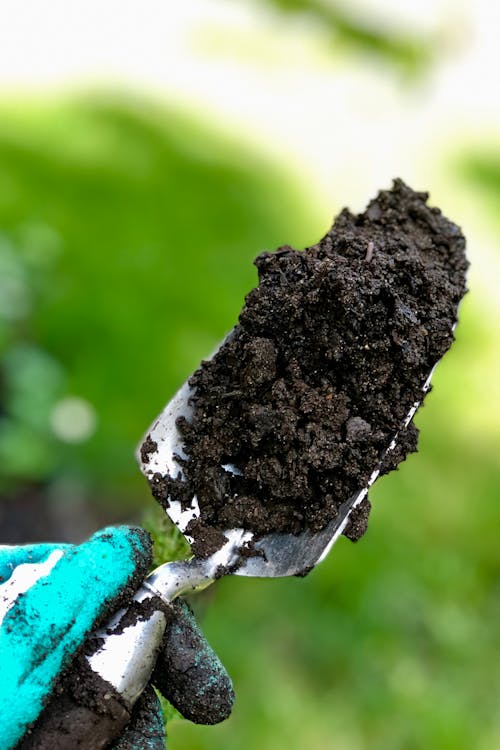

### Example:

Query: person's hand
xmin=0 ymin=527 xmax=233 ymax=749
xmin=112 ymin=598 xmax=234 ymax=750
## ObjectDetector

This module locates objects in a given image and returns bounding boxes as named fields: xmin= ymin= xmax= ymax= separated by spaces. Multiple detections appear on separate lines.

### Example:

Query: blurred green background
xmin=1 ymin=1 xmax=499 ymax=748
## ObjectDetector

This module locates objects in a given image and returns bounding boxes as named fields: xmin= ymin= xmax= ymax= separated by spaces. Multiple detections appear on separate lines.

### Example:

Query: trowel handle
xmin=22 ymin=560 xmax=215 ymax=749
xmin=85 ymin=590 xmax=169 ymax=706
xmin=21 ymin=589 xmax=170 ymax=750
xmin=82 ymin=557 xmax=216 ymax=705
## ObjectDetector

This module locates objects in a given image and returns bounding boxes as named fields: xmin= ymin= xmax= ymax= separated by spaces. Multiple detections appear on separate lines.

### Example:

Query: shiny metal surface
xmin=86 ymin=584 xmax=168 ymax=707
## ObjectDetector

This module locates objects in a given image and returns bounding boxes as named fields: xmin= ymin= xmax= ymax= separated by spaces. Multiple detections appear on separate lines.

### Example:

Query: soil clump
xmin=148 ymin=180 xmax=468 ymax=554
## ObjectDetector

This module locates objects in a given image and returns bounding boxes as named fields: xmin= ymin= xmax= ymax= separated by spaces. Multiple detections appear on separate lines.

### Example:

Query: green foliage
xmin=143 ymin=504 xmax=190 ymax=567
xmin=0 ymin=231 xmax=66 ymax=486
xmin=457 ymin=150 xmax=500 ymax=226
xmin=253 ymin=0 xmax=435 ymax=76
xmin=1 ymin=95 xmax=499 ymax=748
xmin=0 ymin=95 xmax=320 ymax=506
xmin=157 ymin=691 xmax=183 ymax=726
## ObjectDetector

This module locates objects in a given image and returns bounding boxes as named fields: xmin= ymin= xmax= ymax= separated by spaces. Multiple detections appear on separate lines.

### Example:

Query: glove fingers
xmin=0 ymin=526 xmax=152 ymax=749
xmin=152 ymin=599 xmax=234 ymax=726
xmin=110 ymin=684 xmax=166 ymax=750
xmin=0 ymin=543 xmax=70 ymax=584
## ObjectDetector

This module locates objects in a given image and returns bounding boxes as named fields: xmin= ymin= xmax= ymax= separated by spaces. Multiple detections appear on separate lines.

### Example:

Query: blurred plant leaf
xmin=458 ymin=151 xmax=500 ymax=224
xmin=0 ymin=94 xmax=321 ymax=504
xmin=157 ymin=691 xmax=183 ymax=727
xmin=143 ymin=504 xmax=190 ymax=567
xmin=253 ymin=0 xmax=435 ymax=76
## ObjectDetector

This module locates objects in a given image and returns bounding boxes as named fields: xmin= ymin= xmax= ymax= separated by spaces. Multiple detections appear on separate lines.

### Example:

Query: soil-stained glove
xmin=0 ymin=527 xmax=234 ymax=750
xmin=111 ymin=600 xmax=235 ymax=749
xmin=0 ymin=527 xmax=152 ymax=749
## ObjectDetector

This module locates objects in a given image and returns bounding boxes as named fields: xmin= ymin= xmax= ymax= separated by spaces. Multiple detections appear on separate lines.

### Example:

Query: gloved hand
xmin=0 ymin=526 xmax=234 ymax=749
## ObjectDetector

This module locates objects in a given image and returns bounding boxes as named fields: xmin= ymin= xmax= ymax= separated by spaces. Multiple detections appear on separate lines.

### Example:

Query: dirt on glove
xmin=147 ymin=180 xmax=468 ymax=557
xmin=152 ymin=599 xmax=234 ymax=725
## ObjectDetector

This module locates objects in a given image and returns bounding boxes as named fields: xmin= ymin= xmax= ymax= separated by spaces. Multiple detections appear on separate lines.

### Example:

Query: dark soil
xmin=19 ymin=658 xmax=132 ymax=750
xmin=140 ymin=436 xmax=158 ymax=467
xmin=184 ymin=518 xmax=230 ymax=560
xmin=111 ymin=685 xmax=166 ymax=750
xmin=152 ymin=599 xmax=234 ymax=725
xmin=148 ymin=180 xmax=467 ymax=554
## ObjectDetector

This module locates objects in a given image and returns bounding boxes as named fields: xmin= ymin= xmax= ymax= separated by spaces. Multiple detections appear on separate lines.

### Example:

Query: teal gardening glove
xmin=0 ymin=526 xmax=234 ymax=749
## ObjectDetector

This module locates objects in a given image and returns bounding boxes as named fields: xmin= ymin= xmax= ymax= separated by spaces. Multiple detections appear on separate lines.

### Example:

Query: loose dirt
xmin=148 ymin=180 xmax=467 ymax=557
